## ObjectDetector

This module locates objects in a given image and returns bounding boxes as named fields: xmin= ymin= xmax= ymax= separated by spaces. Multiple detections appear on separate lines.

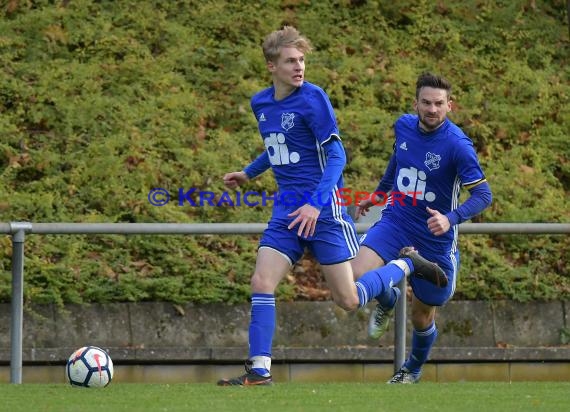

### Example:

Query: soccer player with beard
xmin=217 ymin=29 xmax=447 ymax=386
xmin=353 ymin=72 xmax=493 ymax=383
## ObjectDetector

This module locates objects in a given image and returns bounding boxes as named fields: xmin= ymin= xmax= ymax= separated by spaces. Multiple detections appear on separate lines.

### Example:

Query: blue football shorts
xmin=259 ymin=215 xmax=359 ymax=266
xmin=359 ymin=216 xmax=458 ymax=306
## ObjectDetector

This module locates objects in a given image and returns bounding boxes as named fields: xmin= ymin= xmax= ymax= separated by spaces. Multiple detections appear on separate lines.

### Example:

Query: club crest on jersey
xmin=281 ymin=113 xmax=295 ymax=131
xmin=424 ymin=152 xmax=441 ymax=171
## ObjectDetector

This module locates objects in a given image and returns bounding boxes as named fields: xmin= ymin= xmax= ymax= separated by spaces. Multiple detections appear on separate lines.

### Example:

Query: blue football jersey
xmin=383 ymin=114 xmax=487 ymax=248
xmin=250 ymin=81 xmax=347 ymax=219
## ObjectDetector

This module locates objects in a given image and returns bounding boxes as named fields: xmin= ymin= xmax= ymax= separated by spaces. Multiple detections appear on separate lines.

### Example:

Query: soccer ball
xmin=66 ymin=346 xmax=114 ymax=388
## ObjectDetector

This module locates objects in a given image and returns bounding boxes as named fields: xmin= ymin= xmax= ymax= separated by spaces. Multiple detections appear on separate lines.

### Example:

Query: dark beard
xmin=418 ymin=116 xmax=444 ymax=132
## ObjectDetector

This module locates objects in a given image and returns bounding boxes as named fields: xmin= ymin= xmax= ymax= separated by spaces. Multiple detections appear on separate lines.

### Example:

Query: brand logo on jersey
xmin=259 ymin=113 xmax=266 ymax=122
xmin=281 ymin=113 xmax=295 ymax=131
xmin=396 ymin=167 xmax=436 ymax=202
xmin=424 ymin=152 xmax=441 ymax=171
xmin=399 ymin=142 xmax=408 ymax=150
xmin=264 ymin=132 xmax=300 ymax=165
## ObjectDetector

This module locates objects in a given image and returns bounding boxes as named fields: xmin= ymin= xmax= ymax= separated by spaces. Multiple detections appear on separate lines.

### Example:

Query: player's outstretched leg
xmin=217 ymin=359 xmax=273 ymax=386
xmin=399 ymin=247 xmax=448 ymax=288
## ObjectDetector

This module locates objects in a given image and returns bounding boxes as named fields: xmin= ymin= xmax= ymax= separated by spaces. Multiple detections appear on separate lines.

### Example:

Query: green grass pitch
xmin=1 ymin=382 xmax=568 ymax=412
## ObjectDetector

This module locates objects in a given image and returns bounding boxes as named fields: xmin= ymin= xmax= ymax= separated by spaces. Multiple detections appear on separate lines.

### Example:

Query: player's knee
xmin=250 ymin=272 xmax=274 ymax=292
xmin=334 ymin=295 xmax=360 ymax=312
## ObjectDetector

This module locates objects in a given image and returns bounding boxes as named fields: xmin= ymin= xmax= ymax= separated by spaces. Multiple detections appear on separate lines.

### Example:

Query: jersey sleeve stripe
xmin=463 ymin=178 xmax=487 ymax=189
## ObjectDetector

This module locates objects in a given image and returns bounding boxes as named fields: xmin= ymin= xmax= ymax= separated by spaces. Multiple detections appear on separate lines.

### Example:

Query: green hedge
xmin=0 ymin=0 xmax=568 ymax=305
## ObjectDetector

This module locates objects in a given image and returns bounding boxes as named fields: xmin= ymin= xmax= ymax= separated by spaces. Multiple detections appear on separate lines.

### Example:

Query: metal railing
xmin=2 ymin=221 xmax=569 ymax=384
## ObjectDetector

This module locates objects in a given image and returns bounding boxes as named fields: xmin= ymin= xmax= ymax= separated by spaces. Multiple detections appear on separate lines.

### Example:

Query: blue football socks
xmin=249 ymin=293 xmax=275 ymax=376
xmin=355 ymin=261 xmax=407 ymax=307
xmin=377 ymin=286 xmax=400 ymax=309
xmin=404 ymin=322 xmax=438 ymax=373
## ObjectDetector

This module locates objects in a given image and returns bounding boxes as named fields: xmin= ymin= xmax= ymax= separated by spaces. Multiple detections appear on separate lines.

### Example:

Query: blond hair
xmin=262 ymin=26 xmax=312 ymax=63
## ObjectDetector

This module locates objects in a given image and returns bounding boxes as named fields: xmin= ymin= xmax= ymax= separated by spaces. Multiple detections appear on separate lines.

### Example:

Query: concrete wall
xmin=1 ymin=300 xmax=569 ymax=364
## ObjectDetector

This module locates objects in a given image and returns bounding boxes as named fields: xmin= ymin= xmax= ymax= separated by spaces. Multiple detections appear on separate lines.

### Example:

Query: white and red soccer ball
xmin=66 ymin=346 xmax=114 ymax=388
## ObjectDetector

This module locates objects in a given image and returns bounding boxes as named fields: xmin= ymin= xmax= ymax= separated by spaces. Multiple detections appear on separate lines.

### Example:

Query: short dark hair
xmin=415 ymin=72 xmax=452 ymax=100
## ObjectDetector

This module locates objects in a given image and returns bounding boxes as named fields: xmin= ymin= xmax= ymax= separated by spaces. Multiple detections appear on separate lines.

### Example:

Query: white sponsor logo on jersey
xmin=264 ymin=133 xmax=300 ymax=165
xmin=396 ymin=167 xmax=436 ymax=202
